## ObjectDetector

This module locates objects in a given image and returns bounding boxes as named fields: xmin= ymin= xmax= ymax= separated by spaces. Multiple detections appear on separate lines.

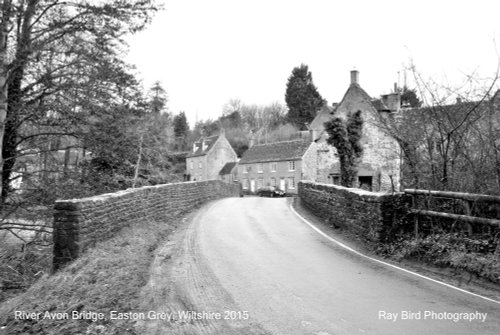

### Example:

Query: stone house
xmin=186 ymin=131 xmax=237 ymax=181
xmin=307 ymin=70 xmax=401 ymax=192
xmin=219 ymin=161 xmax=238 ymax=183
xmin=238 ymin=140 xmax=313 ymax=194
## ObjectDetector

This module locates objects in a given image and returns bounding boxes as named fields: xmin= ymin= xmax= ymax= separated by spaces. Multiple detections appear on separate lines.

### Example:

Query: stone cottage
xmin=186 ymin=131 xmax=237 ymax=181
xmin=238 ymin=139 xmax=314 ymax=194
xmin=219 ymin=161 xmax=238 ymax=183
xmin=307 ymin=70 xmax=401 ymax=192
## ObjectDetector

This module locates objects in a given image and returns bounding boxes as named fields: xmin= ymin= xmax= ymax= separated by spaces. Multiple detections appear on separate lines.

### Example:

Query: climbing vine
xmin=324 ymin=110 xmax=363 ymax=187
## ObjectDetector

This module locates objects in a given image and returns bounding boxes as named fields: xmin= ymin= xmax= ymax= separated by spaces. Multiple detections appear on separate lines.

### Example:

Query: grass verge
xmin=0 ymin=214 xmax=180 ymax=335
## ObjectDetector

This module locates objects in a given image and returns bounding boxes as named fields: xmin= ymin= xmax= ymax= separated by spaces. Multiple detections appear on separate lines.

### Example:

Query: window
xmin=288 ymin=177 xmax=295 ymax=189
xmin=190 ymin=161 xmax=194 ymax=170
xmin=242 ymin=179 xmax=249 ymax=189
xmin=270 ymin=177 xmax=277 ymax=187
xmin=288 ymin=161 xmax=296 ymax=171
xmin=270 ymin=162 xmax=277 ymax=172
xmin=358 ymin=176 xmax=373 ymax=191
xmin=257 ymin=178 xmax=264 ymax=189
xmin=198 ymin=162 xmax=202 ymax=169
xmin=257 ymin=163 xmax=263 ymax=173
xmin=331 ymin=175 xmax=340 ymax=185
xmin=243 ymin=165 xmax=250 ymax=174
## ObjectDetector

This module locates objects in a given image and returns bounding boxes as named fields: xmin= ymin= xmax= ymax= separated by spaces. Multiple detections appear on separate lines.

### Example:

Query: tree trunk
xmin=0 ymin=0 xmax=12 ymax=208
xmin=400 ymin=140 xmax=419 ymax=188
xmin=132 ymin=133 xmax=144 ymax=188
xmin=1 ymin=0 xmax=37 ymax=204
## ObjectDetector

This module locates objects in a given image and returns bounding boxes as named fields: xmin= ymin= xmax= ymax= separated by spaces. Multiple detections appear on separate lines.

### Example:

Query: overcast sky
xmin=126 ymin=0 xmax=500 ymax=126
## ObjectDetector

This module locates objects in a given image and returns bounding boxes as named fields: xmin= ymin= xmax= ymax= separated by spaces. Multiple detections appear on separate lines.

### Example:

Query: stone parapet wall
xmin=298 ymin=181 xmax=409 ymax=244
xmin=53 ymin=181 xmax=241 ymax=270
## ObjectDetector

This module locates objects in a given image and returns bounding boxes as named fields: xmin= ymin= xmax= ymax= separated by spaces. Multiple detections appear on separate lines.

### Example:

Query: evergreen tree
xmin=149 ymin=81 xmax=168 ymax=114
xmin=285 ymin=64 xmax=324 ymax=129
xmin=401 ymin=86 xmax=422 ymax=108
xmin=173 ymin=112 xmax=189 ymax=150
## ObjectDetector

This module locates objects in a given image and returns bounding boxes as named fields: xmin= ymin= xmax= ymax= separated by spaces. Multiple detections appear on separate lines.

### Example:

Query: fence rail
xmin=404 ymin=189 xmax=500 ymax=203
xmin=410 ymin=209 xmax=500 ymax=227
xmin=404 ymin=189 xmax=500 ymax=236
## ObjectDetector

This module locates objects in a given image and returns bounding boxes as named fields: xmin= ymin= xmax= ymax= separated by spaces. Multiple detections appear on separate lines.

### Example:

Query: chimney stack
xmin=350 ymin=70 xmax=359 ymax=84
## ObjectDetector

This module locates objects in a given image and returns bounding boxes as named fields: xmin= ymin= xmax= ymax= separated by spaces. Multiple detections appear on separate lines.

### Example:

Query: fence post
xmin=462 ymin=200 xmax=474 ymax=235
xmin=412 ymin=194 xmax=418 ymax=238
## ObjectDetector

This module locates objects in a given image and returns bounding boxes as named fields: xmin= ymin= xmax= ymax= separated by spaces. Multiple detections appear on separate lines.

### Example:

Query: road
xmin=140 ymin=197 xmax=500 ymax=335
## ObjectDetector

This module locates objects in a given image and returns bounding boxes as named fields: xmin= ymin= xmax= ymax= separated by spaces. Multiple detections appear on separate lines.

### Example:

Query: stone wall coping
xmin=54 ymin=181 xmax=208 ymax=204
xmin=299 ymin=180 xmax=402 ymax=198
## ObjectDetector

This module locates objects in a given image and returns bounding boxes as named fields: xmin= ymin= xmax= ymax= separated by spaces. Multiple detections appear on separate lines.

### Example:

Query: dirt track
xmin=136 ymin=202 xmax=270 ymax=335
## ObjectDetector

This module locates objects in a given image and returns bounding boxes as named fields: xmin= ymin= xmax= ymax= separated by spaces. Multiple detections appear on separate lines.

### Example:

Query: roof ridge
xmin=252 ymin=139 xmax=307 ymax=147
xmin=196 ymin=134 xmax=219 ymax=141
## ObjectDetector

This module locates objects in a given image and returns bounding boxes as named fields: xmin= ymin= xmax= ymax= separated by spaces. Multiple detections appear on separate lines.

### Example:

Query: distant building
xmin=219 ymin=161 xmax=238 ymax=183
xmin=307 ymin=70 xmax=401 ymax=192
xmin=185 ymin=131 xmax=237 ymax=181
xmin=238 ymin=140 xmax=313 ymax=194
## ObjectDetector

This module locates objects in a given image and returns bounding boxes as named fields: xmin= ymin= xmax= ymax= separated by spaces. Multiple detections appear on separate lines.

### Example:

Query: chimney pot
xmin=350 ymin=70 xmax=359 ymax=84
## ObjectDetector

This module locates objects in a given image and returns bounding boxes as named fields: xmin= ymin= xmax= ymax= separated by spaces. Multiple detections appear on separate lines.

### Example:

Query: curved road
xmin=142 ymin=197 xmax=500 ymax=335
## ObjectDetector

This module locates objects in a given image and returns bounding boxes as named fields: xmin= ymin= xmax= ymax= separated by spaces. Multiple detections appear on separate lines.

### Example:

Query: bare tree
xmin=375 ymin=59 xmax=500 ymax=193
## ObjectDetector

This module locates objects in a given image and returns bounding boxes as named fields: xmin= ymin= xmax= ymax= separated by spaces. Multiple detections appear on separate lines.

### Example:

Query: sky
xmin=125 ymin=0 xmax=500 ymax=126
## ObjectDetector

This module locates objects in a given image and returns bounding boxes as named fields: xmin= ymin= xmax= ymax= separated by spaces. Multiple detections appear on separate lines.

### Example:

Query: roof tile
xmin=239 ymin=140 xmax=311 ymax=164
xmin=186 ymin=135 xmax=219 ymax=157
xmin=219 ymin=162 xmax=238 ymax=175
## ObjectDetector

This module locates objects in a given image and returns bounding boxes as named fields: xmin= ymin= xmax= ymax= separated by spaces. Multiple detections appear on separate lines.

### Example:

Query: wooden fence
xmin=404 ymin=189 xmax=500 ymax=237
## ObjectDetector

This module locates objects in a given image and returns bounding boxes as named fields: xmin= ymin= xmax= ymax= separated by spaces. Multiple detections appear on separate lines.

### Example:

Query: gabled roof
xmin=407 ymin=101 xmax=483 ymax=114
xmin=219 ymin=162 xmax=237 ymax=175
xmin=186 ymin=135 xmax=219 ymax=158
xmin=337 ymin=83 xmax=376 ymax=112
xmin=309 ymin=105 xmax=336 ymax=131
xmin=371 ymin=98 xmax=389 ymax=111
xmin=239 ymin=140 xmax=311 ymax=164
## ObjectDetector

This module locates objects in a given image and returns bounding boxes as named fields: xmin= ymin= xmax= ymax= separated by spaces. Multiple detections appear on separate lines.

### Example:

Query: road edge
xmin=288 ymin=200 xmax=500 ymax=306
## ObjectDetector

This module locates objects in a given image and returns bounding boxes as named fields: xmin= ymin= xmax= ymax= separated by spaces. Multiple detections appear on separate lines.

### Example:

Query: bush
xmin=0 ymin=241 xmax=51 ymax=302
xmin=377 ymin=233 xmax=500 ymax=284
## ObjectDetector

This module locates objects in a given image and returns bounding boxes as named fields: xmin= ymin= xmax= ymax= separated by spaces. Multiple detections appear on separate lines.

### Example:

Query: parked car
xmin=257 ymin=186 xmax=285 ymax=197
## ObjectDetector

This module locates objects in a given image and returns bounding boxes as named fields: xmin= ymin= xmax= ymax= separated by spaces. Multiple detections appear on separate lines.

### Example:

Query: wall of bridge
xmin=53 ymin=181 xmax=241 ymax=270
xmin=298 ymin=181 xmax=409 ymax=244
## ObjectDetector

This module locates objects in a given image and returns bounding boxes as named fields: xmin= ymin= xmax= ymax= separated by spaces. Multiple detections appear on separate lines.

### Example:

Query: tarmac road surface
xmin=141 ymin=197 xmax=500 ymax=335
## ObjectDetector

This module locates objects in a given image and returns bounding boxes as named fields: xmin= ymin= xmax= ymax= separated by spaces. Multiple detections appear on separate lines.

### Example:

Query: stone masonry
xmin=306 ymin=70 xmax=401 ymax=192
xmin=298 ymin=181 xmax=409 ymax=245
xmin=53 ymin=181 xmax=241 ymax=271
